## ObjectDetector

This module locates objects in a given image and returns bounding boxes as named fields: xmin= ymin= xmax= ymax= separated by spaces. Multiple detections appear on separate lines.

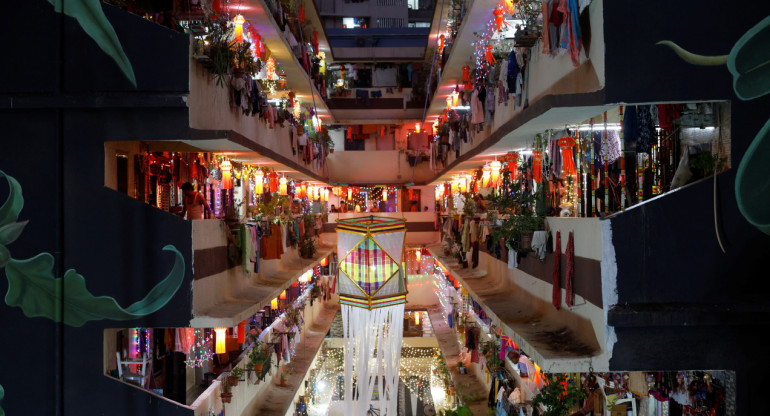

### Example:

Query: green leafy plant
xmin=486 ymin=173 xmax=544 ymax=244
xmin=461 ymin=192 xmax=477 ymax=217
xmin=532 ymin=373 xmax=586 ymax=416
xmin=299 ymin=235 xmax=317 ymax=259
xmin=200 ymin=16 xmax=235 ymax=87
xmin=689 ymin=151 xmax=728 ymax=178
xmin=230 ymin=366 xmax=244 ymax=379
xmin=249 ymin=341 xmax=268 ymax=366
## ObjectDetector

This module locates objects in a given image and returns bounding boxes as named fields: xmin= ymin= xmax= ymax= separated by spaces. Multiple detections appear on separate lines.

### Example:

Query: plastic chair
xmin=604 ymin=391 xmax=637 ymax=416
xmin=116 ymin=351 xmax=151 ymax=388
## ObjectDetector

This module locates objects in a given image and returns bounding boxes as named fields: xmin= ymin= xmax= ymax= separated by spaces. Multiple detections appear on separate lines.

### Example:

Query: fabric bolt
xmin=565 ymin=231 xmax=575 ymax=307
xmin=552 ymin=231 xmax=561 ymax=309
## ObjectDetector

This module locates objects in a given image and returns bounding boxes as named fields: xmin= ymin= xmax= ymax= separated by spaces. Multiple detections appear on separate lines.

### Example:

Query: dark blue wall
xmin=0 ymin=1 xmax=194 ymax=415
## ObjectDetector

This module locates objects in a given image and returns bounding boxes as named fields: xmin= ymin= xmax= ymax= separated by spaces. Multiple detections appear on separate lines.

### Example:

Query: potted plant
xmin=280 ymin=366 xmax=294 ymax=387
xmin=532 ymin=373 xmax=586 ymax=416
xmin=486 ymin=171 xmax=544 ymax=252
xmin=228 ymin=366 xmax=244 ymax=387
xmin=457 ymin=361 xmax=467 ymax=375
xmin=220 ymin=378 xmax=233 ymax=403
xmin=299 ymin=235 xmax=317 ymax=259
xmin=249 ymin=341 xmax=268 ymax=374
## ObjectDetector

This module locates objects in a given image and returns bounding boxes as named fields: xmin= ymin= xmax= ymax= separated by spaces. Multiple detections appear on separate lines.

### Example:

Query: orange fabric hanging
xmin=505 ymin=152 xmax=519 ymax=179
xmin=558 ymin=136 xmax=577 ymax=176
xmin=269 ymin=171 xmax=279 ymax=193
xmin=485 ymin=45 xmax=496 ymax=64
xmin=532 ymin=150 xmax=543 ymax=183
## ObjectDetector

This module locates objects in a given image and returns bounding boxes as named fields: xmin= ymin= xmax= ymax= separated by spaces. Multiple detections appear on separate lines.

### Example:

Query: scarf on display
xmin=552 ymin=231 xmax=561 ymax=310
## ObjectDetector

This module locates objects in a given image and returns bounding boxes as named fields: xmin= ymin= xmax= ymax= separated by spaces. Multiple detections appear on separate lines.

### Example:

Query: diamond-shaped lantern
xmin=336 ymin=216 xmax=407 ymax=309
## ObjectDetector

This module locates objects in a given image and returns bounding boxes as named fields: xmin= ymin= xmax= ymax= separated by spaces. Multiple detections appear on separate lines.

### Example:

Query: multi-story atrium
xmin=1 ymin=0 xmax=769 ymax=415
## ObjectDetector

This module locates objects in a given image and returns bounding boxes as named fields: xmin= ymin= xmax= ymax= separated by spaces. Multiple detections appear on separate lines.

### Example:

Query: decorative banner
xmin=505 ymin=152 xmax=519 ymax=179
xmin=532 ymin=150 xmax=543 ymax=183
xmin=558 ymin=136 xmax=577 ymax=176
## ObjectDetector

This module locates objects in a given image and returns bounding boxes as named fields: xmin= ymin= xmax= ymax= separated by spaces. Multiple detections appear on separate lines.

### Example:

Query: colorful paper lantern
xmin=382 ymin=187 xmax=388 ymax=202
xmin=452 ymin=90 xmax=460 ymax=107
xmin=492 ymin=8 xmax=507 ymax=33
xmin=504 ymin=152 xmax=519 ymax=179
xmin=482 ymin=164 xmax=492 ymax=188
xmin=233 ymin=15 xmax=245 ymax=42
xmin=485 ymin=44 xmax=496 ymax=65
xmin=254 ymin=169 xmax=264 ymax=194
xmin=214 ymin=328 xmax=227 ymax=354
xmin=415 ymin=312 xmax=420 ymax=325
xmin=298 ymin=5 xmax=305 ymax=23
xmin=279 ymin=290 xmax=286 ymax=300
xmin=220 ymin=160 xmax=233 ymax=190
xmin=270 ymin=298 xmax=278 ymax=309
xmin=490 ymin=160 xmax=502 ymax=187
xmin=266 ymin=57 xmax=276 ymax=79
xmin=347 ymin=187 xmax=353 ymax=200
xmin=269 ymin=171 xmax=279 ymax=193
xmin=279 ymin=176 xmax=288 ymax=195
xmin=321 ymin=256 xmax=328 ymax=267
xmin=237 ymin=320 xmax=246 ymax=343
xmin=438 ymin=34 xmax=445 ymax=54
xmin=415 ymin=123 xmax=421 ymax=133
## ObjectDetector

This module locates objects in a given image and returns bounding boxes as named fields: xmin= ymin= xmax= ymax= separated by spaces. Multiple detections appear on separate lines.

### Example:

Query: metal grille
xmin=376 ymin=17 xmax=406 ymax=27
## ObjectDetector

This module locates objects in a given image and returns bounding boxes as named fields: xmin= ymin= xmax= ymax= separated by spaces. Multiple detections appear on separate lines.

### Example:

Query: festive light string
xmin=185 ymin=329 xmax=215 ymax=368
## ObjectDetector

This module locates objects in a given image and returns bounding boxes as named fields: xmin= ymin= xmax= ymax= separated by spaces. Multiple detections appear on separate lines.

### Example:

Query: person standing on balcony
xmin=180 ymin=182 xmax=211 ymax=220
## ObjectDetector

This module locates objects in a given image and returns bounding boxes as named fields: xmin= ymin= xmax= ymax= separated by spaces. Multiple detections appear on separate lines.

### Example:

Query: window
xmin=408 ymin=21 xmax=430 ymax=28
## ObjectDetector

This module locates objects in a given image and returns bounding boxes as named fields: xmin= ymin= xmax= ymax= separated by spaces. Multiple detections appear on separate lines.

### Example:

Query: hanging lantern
xmin=490 ymin=160 xmax=502 ymax=187
xmin=458 ymin=175 xmax=467 ymax=193
xmin=321 ymin=256 xmax=328 ymax=267
xmin=279 ymin=290 xmax=287 ymax=300
xmin=255 ymin=169 xmax=264 ymax=194
xmin=233 ymin=15 xmax=246 ymax=43
xmin=305 ymin=270 xmax=313 ymax=283
xmin=323 ymin=188 xmax=330 ymax=202
xmin=492 ymin=8 xmax=507 ymax=33
xmin=279 ymin=176 xmax=288 ymax=195
xmin=446 ymin=95 xmax=453 ymax=109
xmin=415 ymin=249 xmax=421 ymax=261
xmin=347 ymin=187 xmax=353 ymax=200
xmin=450 ymin=178 xmax=458 ymax=195
xmin=452 ymin=90 xmax=460 ymax=107
xmin=382 ymin=187 xmax=388 ymax=202
xmin=435 ymin=185 xmax=442 ymax=201
xmin=485 ymin=44 xmax=497 ymax=65
xmin=482 ymin=165 xmax=492 ymax=188
xmin=312 ymin=31 xmax=319 ymax=55
xmin=433 ymin=119 xmax=439 ymax=135
xmin=415 ymin=123 xmax=421 ymax=133
xmin=220 ymin=159 xmax=233 ymax=190
xmin=269 ymin=171 xmax=279 ymax=193
xmin=301 ymin=183 xmax=308 ymax=198
xmin=415 ymin=312 xmax=420 ymax=325
xmin=336 ymin=216 xmax=407 ymax=415
xmin=294 ymin=99 xmax=301 ymax=118
xmin=438 ymin=34 xmax=445 ymax=54
xmin=532 ymin=150 xmax=543 ymax=183
xmin=214 ymin=328 xmax=227 ymax=354
xmin=347 ymin=126 xmax=353 ymax=140
xmin=558 ymin=136 xmax=577 ymax=176
xmin=461 ymin=66 xmax=471 ymax=84
xmin=270 ymin=298 xmax=278 ymax=309
xmin=266 ymin=57 xmax=276 ymax=79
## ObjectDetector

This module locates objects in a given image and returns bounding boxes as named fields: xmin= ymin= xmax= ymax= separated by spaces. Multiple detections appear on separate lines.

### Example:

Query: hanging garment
xmin=471 ymin=89 xmax=485 ymax=124
xmin=461 ymin=219 xmax=471 ymax=252
xmin=565 ymin=231 xmax=575 ymax=307
xmin=558 ymin=0 xmax=582 ymax=66
xmin=531 ymin=231 xmax=548 ymax=260
xmin=636 ymin=105 xmax=656 ymax=154
xmin=552 ymin=231 xmax=561 ymax=309
xmin=506 ymin=50 xmax=519 ymax=92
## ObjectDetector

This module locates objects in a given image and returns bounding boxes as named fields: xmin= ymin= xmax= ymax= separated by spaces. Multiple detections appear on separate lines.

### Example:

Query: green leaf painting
xmin=658 ymin=15 xmax=770 ymax=101
xmin=47 ymin=0 xmax=137 ymax=87
xmin=5 ymin=246 xmax=184 ymax=327
xmin=657 ymin=16 xmax=770 ymax=235
xmin=0 ymin=170 xmax=186 ymax=326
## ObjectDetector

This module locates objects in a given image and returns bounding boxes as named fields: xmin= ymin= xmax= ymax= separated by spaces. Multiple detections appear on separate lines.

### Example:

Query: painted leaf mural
xmin=657 ymin=16 xmax=770 ymax=235
xmin=0 ymin=170 xmax=186 ymax=326
xmin=47 ymin=0 xmax=137 ymax=87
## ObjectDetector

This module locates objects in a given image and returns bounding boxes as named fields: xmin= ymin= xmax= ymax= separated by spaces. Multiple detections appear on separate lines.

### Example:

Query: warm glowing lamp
xmin=347 ymin=187 xmax=353 ymax=200
xmin=279 ymin=176 xmax=288 ymax=195
xmin=321 ymin=256 xmax=328 ymax=267
xmin=270 ymin=298 xmax=278 ymax=309
xmin=233 ymin=15 xmax=246 ymax=42
xmin=450 ymin=179 xmax=458 ymax=195
xmin=300 ymin=183 xmax=307 ymax=198
xmin=416 ymin=250 xmax=421 ymax=261
xmin=382 ymin=187 xmax=388 ymax=202
xmin=415 ymin=312 xmax=420 ymax=325
xmin=305 ymin=270 xmax=313 ymax=283
xmin=254 ymin=169 xmax=264 ymax=194
xmin=482 ymin=165 xmax=492 ymax=188
xmin=446 ymin=95 xmax=453 ymax=109
xmin=220 ymin=159 xmax=233 ymax=190
xmin=415 ymin=123 xmax=421 ymax=133
xmin=214 ymin=327 xmax=227 ymax=354
xmin=324 ymin=188 xmax=330 ymax=202
xmin=237 ymin=320 xmax=246 ymax=343
xmin=458 ymin=175 xmax=467 ymax=193
xmin=435 ymin=185 xmax=441 ymax=201
xmin=490 ymin=160 xmax=502 ymax=187
xmin=452 ymin=90 xmax=459 ymax=107
xmin=279 ymin=290 xmax=286 ymax=300
xmin=266 ymin=58 xmax=276 ymax=79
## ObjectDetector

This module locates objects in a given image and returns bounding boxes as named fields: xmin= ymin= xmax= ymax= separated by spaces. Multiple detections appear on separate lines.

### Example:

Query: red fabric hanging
xmin=565 ymin=231 xmax=575 ymax=307
xmin=558 ymin=136 xmax=576 ymax=176
xmin=533 ymin=150 xmax=543 ymax=183
xmin=552 ymin=231 xmax=561 ymax=310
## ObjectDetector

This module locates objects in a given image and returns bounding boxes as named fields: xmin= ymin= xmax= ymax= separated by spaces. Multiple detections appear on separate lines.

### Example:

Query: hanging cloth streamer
xmin=558 ymin=136 xmax=577 ymax=176
xmin=532 ymin=150 xmax=543 ymax=183
xmin=552 ymin=231 xmax=561 ymax=310
xmin=565 ymin=231 xmax=575 ymax=307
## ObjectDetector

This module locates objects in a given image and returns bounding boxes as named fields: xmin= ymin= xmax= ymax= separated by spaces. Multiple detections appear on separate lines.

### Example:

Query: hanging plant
xmin=532 ymin=373 xmax=586 ymax=416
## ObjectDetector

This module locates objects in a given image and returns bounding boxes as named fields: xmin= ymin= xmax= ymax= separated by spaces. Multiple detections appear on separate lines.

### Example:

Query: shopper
xmin=180 ymin=182 xmax=211 ymax=220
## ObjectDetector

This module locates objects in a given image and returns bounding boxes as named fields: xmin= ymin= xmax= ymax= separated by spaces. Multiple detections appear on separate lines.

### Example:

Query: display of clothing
xmin=471 ymin=89 xmax=485 ymax=124
xmin=261 ymin=223 xmax=284 ymax=260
